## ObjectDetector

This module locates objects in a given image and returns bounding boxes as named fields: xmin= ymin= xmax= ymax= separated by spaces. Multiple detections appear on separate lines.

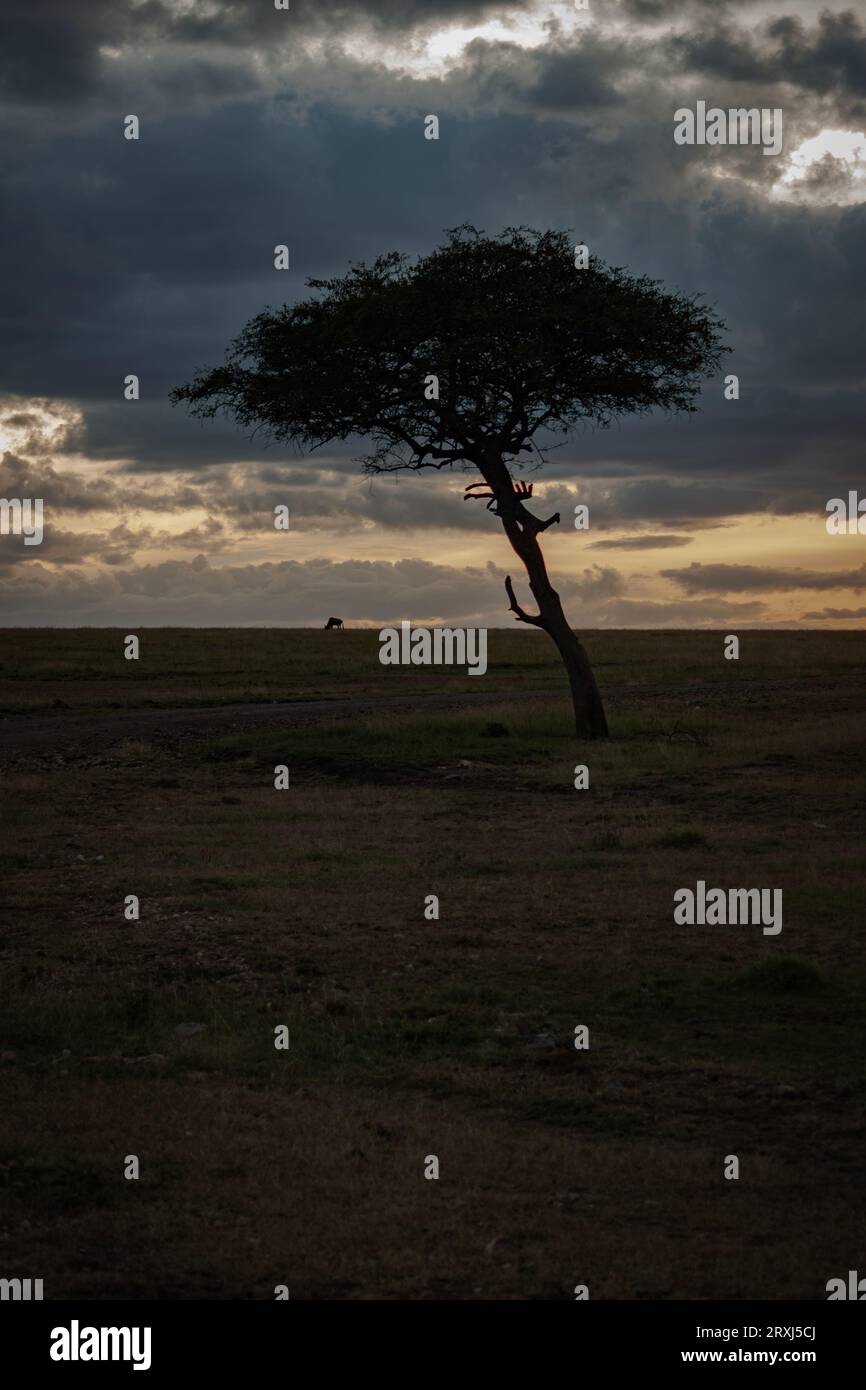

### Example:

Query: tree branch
xmin=505 ymin=575 xmax=546 ymax=627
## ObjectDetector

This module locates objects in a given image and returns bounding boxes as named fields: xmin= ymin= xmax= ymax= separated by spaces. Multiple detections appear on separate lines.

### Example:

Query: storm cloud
xmin=1 ymin=0 xmax=864 ymax=624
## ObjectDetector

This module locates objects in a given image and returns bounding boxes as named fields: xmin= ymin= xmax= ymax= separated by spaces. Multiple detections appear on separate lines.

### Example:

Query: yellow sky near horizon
xmin=2 ymin=400 xmax=864 ymax=629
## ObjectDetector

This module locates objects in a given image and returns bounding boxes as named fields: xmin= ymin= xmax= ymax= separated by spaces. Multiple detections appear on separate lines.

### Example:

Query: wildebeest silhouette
xmin=324 ymin=616 xmax=344 ymax=630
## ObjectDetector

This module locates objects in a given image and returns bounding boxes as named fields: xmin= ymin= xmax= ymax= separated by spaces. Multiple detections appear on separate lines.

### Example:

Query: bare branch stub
xmin=464 ymin=480 xmax=499 ymax=513
xmin=505 ymin=575 xmax=545 ymax=627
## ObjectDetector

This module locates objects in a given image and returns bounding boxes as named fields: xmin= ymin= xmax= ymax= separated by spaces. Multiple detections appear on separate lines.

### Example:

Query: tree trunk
xmin=479 ymin=454 xmax=609 ymax=740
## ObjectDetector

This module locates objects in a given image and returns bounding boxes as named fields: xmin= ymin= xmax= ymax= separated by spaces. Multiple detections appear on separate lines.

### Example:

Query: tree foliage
xmin=170 ymin=225 xmax=728 ymax=474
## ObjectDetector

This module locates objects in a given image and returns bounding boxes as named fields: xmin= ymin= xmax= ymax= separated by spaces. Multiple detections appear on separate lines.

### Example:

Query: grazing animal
xmin=324 ymin=616 xmax=344 ymax=630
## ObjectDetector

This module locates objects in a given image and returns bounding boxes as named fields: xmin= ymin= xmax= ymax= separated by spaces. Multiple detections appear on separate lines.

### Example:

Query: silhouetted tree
xmin=171 ymin=226 xmax=727 ymax=738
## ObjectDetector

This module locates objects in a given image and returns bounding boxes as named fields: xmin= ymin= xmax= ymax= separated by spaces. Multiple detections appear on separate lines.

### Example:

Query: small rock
xmin=174 ymin=1022 xmax=206 ymax=1038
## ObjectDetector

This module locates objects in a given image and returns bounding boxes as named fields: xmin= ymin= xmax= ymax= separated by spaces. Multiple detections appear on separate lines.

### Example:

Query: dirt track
xmin=0 ymin=687 xmax=566 ymax=758
xmin=0 ymin=674 xmax=847 ymax=760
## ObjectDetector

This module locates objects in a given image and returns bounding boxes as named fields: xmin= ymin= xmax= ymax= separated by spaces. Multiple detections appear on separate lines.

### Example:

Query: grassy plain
xmin=1 ymin=628 xmax=864 ymax=1298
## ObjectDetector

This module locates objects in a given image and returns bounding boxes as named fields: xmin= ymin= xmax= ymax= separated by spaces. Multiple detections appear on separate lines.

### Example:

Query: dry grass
xmin=1 ymin=628 xmax=864 ymax=1298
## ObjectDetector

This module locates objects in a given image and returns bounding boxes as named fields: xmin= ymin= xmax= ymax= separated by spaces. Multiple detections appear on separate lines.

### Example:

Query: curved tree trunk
xmin=478 ymin=453 xmax=609 ymax=740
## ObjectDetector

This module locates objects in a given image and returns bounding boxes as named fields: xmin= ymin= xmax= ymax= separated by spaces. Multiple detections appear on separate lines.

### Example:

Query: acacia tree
xmin=171 ymin=226 xmax=727 ymax=738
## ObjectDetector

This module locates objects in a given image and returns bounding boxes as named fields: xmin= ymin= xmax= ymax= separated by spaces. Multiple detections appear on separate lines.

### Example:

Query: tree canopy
xmin=170 ymin=224 xmax=728 ymax=475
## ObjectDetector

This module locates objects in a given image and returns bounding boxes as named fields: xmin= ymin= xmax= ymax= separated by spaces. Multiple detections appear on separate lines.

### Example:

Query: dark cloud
xmin=0 ymin=0 xmax=535 ymax=103
xmin=663 ymin=9 xmax=866 ymax=101
xmin=662 ymin=561 xmax=866 ymax=593
xmin=0 ymin=514 xmax=234 ymax=570
xmin=0 ymin=451 xmax=209 ymax=514
xmin=0 ymin=553 xmax=558 ymax=627
xmin=1 ymin=0 xmax=865 ymax=623
xmin=802 ymin=605 xmax=866 ymax=618
xmin=619 ymin=0 xmax=754 ymax=19
xmin=767 ymin=10 xmax=866 ymax=98
xmin=0 ymin=550 xmax=766 ymax=629
xmin=586 ymin=534 xmax=695 ymax=550
xmin=159 ymin=0 xmax=535 ymax=43
xmin=1 ymin=522 xmax=129 ymax=570
xmin=0 ymin=0 xmax=117 ymax=102
xmin=2 ymin=9 xmax=864 ymax=498
xmin=593 ymin=595 xmax=769 ymax=625
xmin=522 ymin=43 xmax=624 ymax=111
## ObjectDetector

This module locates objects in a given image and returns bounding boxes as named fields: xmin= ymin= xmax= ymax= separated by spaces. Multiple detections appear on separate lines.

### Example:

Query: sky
xmin=0 ymin=0 xmax=864 ymax=628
